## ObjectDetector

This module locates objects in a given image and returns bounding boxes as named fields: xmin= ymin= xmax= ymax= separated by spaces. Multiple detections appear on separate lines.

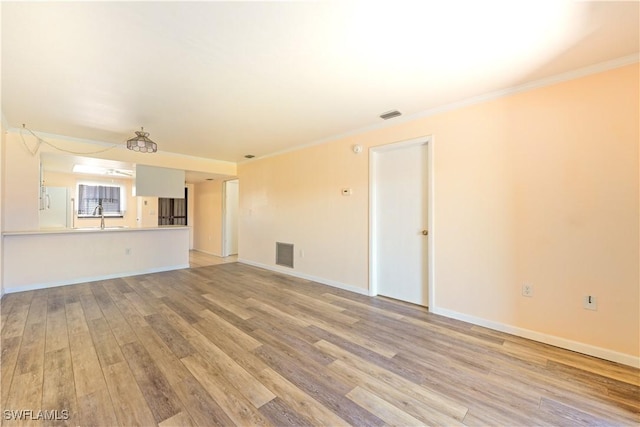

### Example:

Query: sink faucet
xmin=93 ymin=199 xmax=105 ymax=229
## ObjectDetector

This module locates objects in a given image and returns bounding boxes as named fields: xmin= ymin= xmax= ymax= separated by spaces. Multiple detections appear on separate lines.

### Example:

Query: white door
xmin=223 ymin=180 xmax=239 ymax=256
xmin=372 ymin=139 xmax=429 ymax=306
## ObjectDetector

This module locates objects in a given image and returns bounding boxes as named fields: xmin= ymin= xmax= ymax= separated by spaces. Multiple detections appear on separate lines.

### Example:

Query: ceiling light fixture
xmin=126 ymin=127 xmax=157 ymax=153
xmin=72 ymin=164 xmax=134 ymax=177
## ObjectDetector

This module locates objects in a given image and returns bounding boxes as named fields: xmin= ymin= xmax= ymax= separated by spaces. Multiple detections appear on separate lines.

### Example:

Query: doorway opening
xmin=223 ymin=179 xmax=239 ymax=257
xmin=158 ymin=187 xmax=187 ymax=226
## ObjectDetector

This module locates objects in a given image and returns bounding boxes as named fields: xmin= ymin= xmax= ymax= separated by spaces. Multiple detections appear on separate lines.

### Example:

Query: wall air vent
xmin=276 ymin=242 xmax=294 ymax=268
xmin=379 ymin=110 xmax=402 ymax=120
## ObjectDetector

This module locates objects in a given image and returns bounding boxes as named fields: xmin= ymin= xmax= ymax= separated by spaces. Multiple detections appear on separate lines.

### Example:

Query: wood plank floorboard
xmin=1 ymin=262 xmax=638 ymax=426
xmin=188 ymin=250 xmax=237 ymax=269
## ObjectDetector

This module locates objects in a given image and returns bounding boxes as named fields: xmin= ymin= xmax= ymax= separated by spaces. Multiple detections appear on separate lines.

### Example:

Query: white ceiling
xmin=2 ymin=1 xmax=639 ymax=163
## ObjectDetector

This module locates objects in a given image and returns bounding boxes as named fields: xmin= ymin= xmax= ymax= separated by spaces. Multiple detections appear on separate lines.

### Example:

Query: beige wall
xmin=3 ymin=132 xmax=40 ymax=231
xmin=238 ymin=63 xmax=639 ymax=363
xmin=193 ymin=180 xmax=224 ymax=256
xmin=137 ymin=196 xmax=159 ymax=228
xmin=239 ymin=144 xmax=368 ymax=288
xmin=0 ymin=3 xmax=3 ymax=297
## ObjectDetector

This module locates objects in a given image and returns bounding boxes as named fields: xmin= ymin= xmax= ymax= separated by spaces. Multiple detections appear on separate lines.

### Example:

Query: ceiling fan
xmin=106 ymin=168 xmax=134 ymax=177
xmin=72 ymin=164 xmax=134 ymax=177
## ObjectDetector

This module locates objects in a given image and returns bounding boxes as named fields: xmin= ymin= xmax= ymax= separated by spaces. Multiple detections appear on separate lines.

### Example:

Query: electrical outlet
xmin=583 ymin=295 xmax=597 ymax=311
xmin=522 ymin=283 xmax=533 ymax=297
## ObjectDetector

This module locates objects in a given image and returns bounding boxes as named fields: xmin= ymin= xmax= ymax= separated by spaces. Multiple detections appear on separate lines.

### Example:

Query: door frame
xmin=369 ymin=135 xmax=435 ymax=309
xmin=222 ymin=179 xmax=239 ymax=257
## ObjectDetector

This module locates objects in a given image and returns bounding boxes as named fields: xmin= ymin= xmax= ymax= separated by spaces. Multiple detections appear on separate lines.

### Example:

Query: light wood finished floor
xmin=189 ymin=250 xmax=237 ymax=268
xmin=1 ymin=263 xmax=638 ymax=426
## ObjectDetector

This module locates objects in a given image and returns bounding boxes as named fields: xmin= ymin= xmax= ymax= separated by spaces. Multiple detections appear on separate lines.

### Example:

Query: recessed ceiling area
xmin=2 ymin=1 xmax=639 ymax=162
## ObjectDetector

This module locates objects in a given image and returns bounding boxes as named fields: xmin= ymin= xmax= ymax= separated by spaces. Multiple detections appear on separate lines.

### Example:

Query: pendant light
xmin=126 ymin=127 xmax=157 ymax=153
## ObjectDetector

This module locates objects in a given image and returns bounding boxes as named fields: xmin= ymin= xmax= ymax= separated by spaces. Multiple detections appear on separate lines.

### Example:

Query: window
xmin=77 ymin=184 xmax=124 ymax=217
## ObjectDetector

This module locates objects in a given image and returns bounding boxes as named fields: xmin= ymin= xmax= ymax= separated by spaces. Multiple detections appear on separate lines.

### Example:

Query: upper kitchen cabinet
xmin=135 ymin=165 xmax=185 ymax=198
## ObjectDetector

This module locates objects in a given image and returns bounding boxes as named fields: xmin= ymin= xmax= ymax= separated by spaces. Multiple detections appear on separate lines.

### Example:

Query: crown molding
xmin=5 ymin=53 xmax=638 ymax=166
xmin=244 ymin=53 xmax=639 ymax=164
xmin=407 ymin=53 xmax=640 ymax=123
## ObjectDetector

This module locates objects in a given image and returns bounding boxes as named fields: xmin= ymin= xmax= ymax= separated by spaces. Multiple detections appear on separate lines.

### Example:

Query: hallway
xmin=189 ymin=250 xmax=237 ymax=268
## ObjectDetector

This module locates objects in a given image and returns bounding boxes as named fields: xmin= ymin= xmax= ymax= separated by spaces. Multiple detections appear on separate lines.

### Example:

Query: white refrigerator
xmin=39 ymin=186 xmax=71 ymax=229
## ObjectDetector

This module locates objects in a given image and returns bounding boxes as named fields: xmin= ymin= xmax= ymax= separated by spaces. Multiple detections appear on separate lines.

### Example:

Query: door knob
xmin=422 ymin=230 xmax=428 ymax=236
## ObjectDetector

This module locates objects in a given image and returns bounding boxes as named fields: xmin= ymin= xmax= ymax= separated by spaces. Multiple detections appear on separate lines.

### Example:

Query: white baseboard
xmin=237 ymin=260 xmax=639 ymax=368
xmin=191 ymin=248 xmax=224 ymax=257
xmin=237 ymin=258 xmax=370 ymax=296
xmin=11 ymin=256 xmax=633 ymax=368
xmin=431 ymin=306 xmax=640 ymax=369
xmin=2 ymin=264 xmax=190 ymax=294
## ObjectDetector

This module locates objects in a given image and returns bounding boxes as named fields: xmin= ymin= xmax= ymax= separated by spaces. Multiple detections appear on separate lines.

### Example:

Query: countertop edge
xmin=2 ymin=226 xmax=190 ymax=236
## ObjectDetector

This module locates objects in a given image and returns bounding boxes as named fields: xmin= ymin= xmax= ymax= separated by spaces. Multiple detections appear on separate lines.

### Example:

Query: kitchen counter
xmin=3 ymin=226 xmax=190 ymax=293
xmin=3 ymin=225 xmax=188 ymax=236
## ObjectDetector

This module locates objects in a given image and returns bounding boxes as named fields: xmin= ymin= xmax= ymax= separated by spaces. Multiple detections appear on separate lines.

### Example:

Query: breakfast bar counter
xmin=2 ymin=226 xmax=190 ymax=293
